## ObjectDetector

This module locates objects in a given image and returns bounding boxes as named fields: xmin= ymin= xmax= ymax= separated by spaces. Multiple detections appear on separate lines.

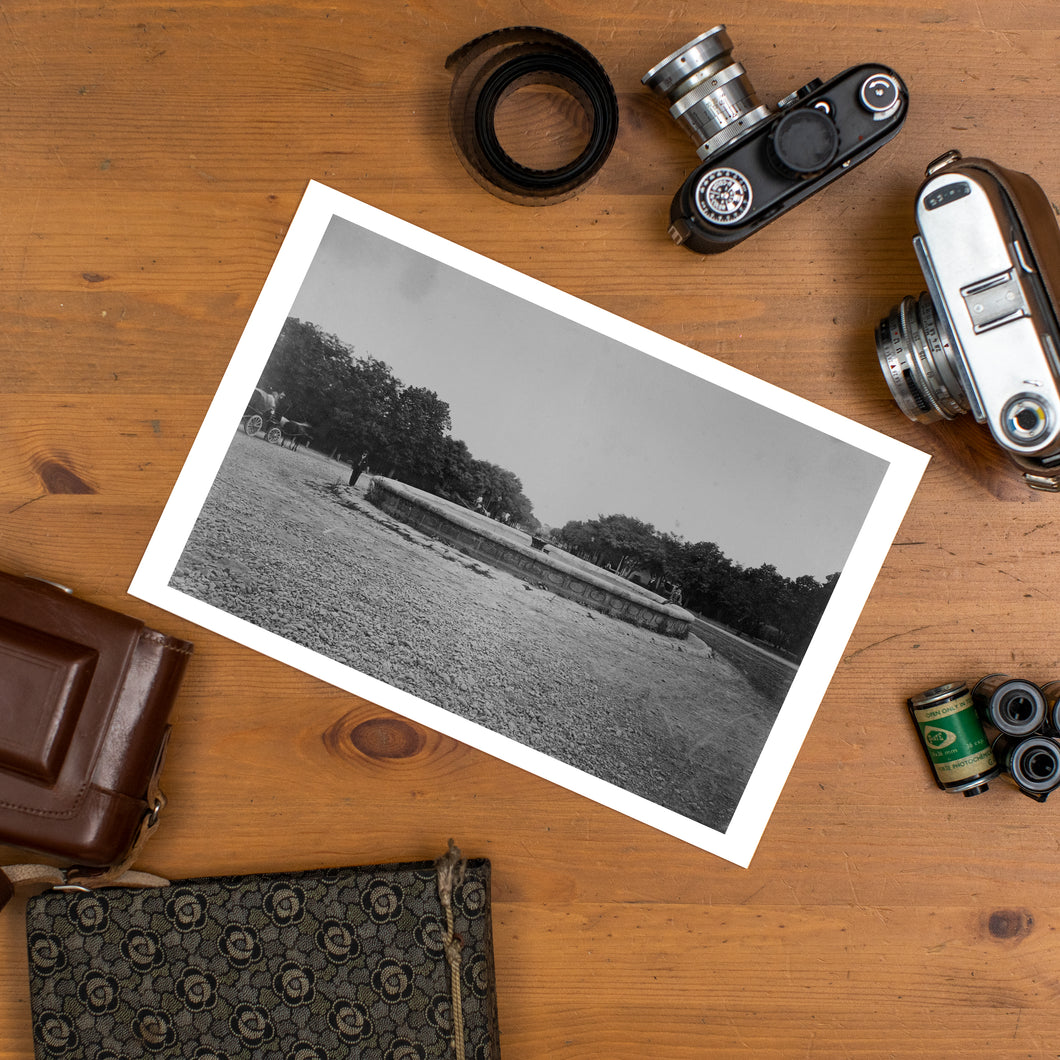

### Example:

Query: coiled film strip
xmin=445 ymin=27 xmax=619 ymax=205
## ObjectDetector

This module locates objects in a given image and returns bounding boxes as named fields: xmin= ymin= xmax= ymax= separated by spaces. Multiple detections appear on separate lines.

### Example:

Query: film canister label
xmin=910 ymin=688 xmax=998 ymax=788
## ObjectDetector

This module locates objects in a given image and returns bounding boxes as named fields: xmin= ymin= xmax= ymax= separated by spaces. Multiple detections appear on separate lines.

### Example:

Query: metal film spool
xmin=445 ymin=27 xmax=619 ymax=205
xmin=971 ymin=673 xmax=1047 ymax=736
xmin=1039 ymin=679 xmax=1060 ymax=736
xmin=908 ymin=682 xmax=999 ymax=796
xmin=992 ymin=733 xmax=1060 ymax=802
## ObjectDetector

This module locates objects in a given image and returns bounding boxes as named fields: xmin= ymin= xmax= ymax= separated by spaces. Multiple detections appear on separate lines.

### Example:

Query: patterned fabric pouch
xmin=24 ymin=843 xmax=499 ymax=1060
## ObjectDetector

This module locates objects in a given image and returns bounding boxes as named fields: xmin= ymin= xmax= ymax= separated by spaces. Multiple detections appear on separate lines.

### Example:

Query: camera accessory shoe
xmin=643 ymin=26 xmax=908 ymax=253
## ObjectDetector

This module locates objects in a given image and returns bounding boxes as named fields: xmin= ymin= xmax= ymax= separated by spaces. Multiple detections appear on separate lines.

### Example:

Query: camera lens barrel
xmin=875 ymin=293 xmax=968 ymax=423
xmin=972 ymin=674 xmax=1047 ymax=737
xmin=642 ymin=26 xmax=772 ymax=160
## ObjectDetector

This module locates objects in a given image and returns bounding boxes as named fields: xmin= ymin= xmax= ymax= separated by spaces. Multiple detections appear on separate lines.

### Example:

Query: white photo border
xmin=130 ymin=180 xmax=929 ymax=867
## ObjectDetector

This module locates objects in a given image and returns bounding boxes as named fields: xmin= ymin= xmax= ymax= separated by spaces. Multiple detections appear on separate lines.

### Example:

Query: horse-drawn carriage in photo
xmin=240 ymin=388 xmax=312 ymax=450
xmin=241 ymin=387 xmax=283 ymax=443
xmin=276 ymin=417 xmax=312 ymax=449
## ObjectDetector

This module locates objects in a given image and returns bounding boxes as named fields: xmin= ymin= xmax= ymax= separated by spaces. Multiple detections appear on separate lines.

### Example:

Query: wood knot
xmin=324 ymin=711 xmax=425 ymax=763
xmin=987 ymin=908 xmax=1034 ymax=940
xmin=30 ymin=454 xmax=96 ymax=494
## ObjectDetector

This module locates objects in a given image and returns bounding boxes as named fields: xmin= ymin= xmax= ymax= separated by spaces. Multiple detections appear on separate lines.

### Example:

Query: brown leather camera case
xmin=0 ymin=571 xmax=192 ymax=867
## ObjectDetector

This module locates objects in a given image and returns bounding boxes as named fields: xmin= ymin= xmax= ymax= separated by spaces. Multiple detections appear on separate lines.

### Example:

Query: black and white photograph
xmin=131 ymin=182 xmax=927 ymax=866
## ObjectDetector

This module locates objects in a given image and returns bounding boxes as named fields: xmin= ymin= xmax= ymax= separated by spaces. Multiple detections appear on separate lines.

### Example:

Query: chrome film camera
xmin=876 ymin=151 xmax=1060 ymax=491
xmin=642 ymin=26 xmax=908 ymax=253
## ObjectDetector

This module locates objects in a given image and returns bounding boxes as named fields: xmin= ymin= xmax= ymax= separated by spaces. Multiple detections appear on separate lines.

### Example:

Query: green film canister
xmin=909 ymin=682 xmax=1000 ymax=796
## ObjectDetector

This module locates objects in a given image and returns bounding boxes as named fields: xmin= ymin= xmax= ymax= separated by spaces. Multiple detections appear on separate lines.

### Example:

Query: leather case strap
xmin=0 ymin=864 xmax=169 ymax=912
xmin=0 ymin=786 xmax=170 ymax=912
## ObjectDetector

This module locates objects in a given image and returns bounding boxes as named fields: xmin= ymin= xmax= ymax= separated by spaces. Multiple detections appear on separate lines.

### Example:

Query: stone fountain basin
xmin=367 ymin=477 xmax=693 ymax=639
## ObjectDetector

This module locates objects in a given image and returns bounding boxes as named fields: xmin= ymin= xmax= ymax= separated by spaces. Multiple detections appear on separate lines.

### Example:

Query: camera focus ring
xmin=876 ymin=294 xmax=968 ymax=423
xmin=642 ymin=26 xmax=772 ymax=161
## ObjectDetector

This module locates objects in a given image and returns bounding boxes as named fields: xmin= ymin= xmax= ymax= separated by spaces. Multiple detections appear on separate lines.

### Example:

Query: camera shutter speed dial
xmin=767 ymin=107 xmax=839 ymax=179
xmin=692 ymin=167 xmax=753 ymax=226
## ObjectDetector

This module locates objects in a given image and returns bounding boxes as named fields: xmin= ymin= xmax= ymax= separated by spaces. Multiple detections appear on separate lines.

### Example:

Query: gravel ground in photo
xmin=171 ymin=432 xmax=782 ymax=833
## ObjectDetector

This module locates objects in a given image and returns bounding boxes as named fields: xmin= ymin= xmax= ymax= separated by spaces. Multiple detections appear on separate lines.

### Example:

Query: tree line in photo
xmin=257 ymin=316 xmax=836 ymax=658
xmin=554 ymin=514 xmax=837 ymax=659
xmin=259 ymin=317 xmax=537 ymax=526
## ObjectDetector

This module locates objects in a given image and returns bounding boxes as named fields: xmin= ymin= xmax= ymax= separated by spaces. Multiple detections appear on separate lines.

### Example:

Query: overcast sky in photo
xmin=284 ymin=215 xmax=887 ymax=582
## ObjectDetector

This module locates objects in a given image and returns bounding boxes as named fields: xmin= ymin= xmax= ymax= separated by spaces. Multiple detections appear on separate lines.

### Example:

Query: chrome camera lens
xmin=642 ymin=26 xmax=772 ymax=160
xmin=875 ymin=292 xmax=969 ymax=424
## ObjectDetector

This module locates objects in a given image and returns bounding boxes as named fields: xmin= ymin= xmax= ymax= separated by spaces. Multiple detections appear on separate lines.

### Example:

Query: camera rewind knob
xmin=858 ymin=73 xmax=903 ymax=119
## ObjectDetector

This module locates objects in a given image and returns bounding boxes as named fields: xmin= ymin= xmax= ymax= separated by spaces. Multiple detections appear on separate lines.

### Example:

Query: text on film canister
xmin=908 ymin=682 xmax=1000 ymax=796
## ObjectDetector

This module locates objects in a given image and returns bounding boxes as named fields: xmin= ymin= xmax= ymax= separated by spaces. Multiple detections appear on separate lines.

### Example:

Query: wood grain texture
xmin=3 ymin=0 xmax=1060 ymax=1056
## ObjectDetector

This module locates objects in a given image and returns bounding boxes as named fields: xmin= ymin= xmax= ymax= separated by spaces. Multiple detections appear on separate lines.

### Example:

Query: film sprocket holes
xmin=876 ymin=151 xmax=1060 ymax=491
xmin=642 ymin=26 xmax=908 ymax=253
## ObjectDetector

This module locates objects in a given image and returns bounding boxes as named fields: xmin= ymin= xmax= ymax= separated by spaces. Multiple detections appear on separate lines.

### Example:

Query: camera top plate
xmin=921 ymin=155 xmax=1060 ymax=334
xmin=668 ymin=64 xmax=908 ymax=253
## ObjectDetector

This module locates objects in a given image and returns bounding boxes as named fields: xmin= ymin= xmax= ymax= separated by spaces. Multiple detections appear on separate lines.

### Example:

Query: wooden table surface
xmin=3 ymin=1 xmax=1060 ymax=1056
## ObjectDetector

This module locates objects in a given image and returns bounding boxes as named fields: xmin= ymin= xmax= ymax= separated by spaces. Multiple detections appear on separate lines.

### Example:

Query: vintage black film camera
xmin=876 ymin=151 xmax=1060 ymax=491
xmin=642 ymin=26 xmax=908 ymax=253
